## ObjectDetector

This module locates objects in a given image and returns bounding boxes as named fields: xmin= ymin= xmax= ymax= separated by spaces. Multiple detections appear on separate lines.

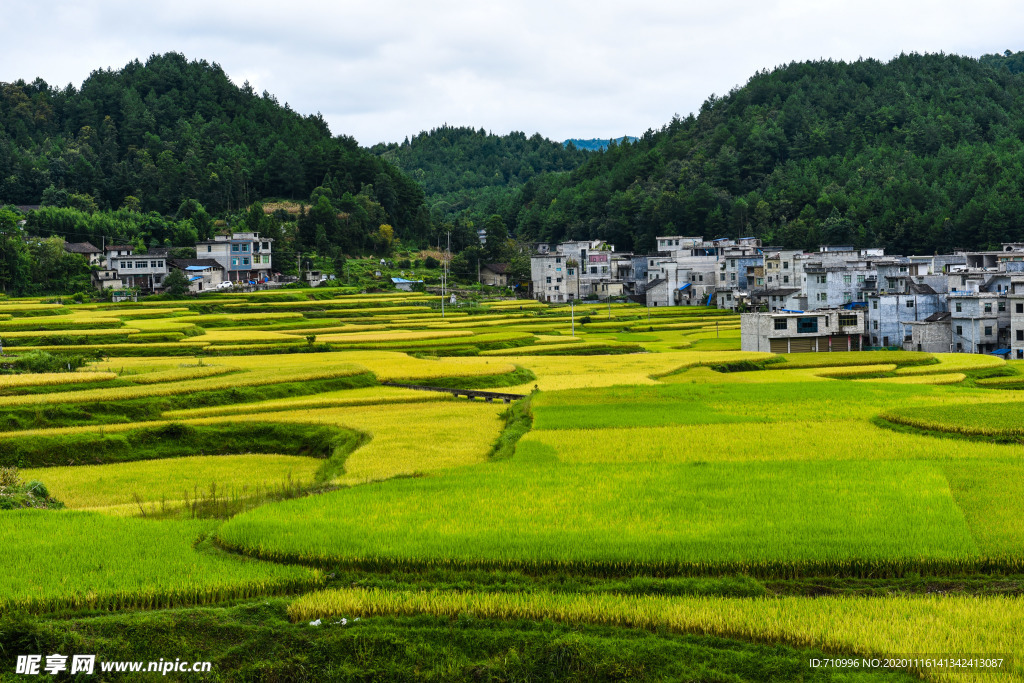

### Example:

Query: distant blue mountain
xmin=563 ymin=137 xmax=638 ymax=151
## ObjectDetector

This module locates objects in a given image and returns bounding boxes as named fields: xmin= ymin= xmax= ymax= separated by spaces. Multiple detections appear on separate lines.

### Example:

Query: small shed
xmin=391 ymin=277 xmax=423 ymax=292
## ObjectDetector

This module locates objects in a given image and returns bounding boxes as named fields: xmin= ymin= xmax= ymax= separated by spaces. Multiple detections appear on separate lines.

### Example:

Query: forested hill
xmin=506 ymin=51 xmax=1024 ymax=256
xmin=371 ymin=126 xmax=590 ymax=224
xmin=0 ymin=52 xmax=428 ymax=238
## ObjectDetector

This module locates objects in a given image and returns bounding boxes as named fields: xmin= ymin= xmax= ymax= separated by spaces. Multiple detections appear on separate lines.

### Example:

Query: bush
xmin=424 ymin=256 xmax=440 ymax=269
xmin=397 ymin=259 xmax=411 ymax=269
xmin=24 ymin=481 xmax=48 ymax=499
xmin=4 ymin=351 xmax=88 ymax=374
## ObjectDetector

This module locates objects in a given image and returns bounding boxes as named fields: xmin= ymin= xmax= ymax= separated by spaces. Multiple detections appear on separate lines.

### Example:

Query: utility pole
xmin=441 ymin=231 xmax=450 ymax=319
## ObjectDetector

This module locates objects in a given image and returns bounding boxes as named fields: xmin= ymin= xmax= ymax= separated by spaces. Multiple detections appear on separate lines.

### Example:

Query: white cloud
xmin=2 ymin=0 xmax=1023 ymax=145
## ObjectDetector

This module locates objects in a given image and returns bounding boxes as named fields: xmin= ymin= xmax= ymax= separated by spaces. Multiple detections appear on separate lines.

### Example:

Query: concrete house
xmin=480 ymin=263 xmax=510 ymax=286
xmin=106 ymin=246 xmax=169 ymax=291
xmin=741 ymin=309 xmax=865 ymax=353
xmin=864 ymin=286 xmax=945 ymax=349
xmin=195 ymin=232 xmax=273 ymax=283
xmin=948 ymin=292 xmax=1009 ymax=354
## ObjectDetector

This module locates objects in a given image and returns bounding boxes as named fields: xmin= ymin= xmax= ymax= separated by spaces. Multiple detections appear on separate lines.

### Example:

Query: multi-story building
xmin=740 ymin=309 xmax=865 ymax=353
xmin=864 ymin=288 xmax=945 ymax=349
xmin=196 ymin=232 xmax=274 ymax=283
xmin=106 ymin=246 xmax=169 ymax=291
xmin=948 ymin=292 xmax=1009 ymax=354
xmin=530 ymin=252 xmax=577 ymax=303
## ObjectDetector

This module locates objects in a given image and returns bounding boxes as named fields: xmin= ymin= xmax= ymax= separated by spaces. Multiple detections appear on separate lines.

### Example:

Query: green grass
xmin=0 ymin=372 xmax=377 ymax=431
xmin=0 ymin=422 xmax=363 ymax=479
xmin=216 ymin=458 xmax=979 ymax=577
xmin=0 ymin=511 xmax=321 ymax=613
xmin=23 ymin=453 xmax=326 ymax=511
xmin=0 ymin=602 xmax=915 ymax=683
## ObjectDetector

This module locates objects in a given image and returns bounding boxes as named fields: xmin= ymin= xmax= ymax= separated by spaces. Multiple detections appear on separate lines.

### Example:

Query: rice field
xmin=0 ymin=511 xmax=321 ymax=613
xmin=4 ymin=291 xmax=1024 ymax=679
xmin=23 ymin=453 xmax=324 ymax=510
xmin=289 ymin=588 xmax=1024 ymax=682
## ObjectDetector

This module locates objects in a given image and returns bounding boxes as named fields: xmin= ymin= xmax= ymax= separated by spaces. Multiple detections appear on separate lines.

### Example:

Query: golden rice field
xmin=23 ymin=453 xmax=323 ymax=511
xmin=2 ymin=290 xmax=1023 ymax=680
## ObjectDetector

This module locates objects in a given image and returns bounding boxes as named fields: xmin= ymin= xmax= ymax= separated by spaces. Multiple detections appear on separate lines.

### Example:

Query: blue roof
xmin=185 ymin=265 xmax=209 ymax=271
xmin=780 ymin=309 xmax=805 ymax=313
xmin=843 ymin=302 xmax=866 ymax=309
xmin=391 ymin=277 xmax=423 ymax=284
xmin=990 ymin=348 xmax=1012 ymax=355
xmin=189 ymin=276 xmax=202 ymax=282
xmin=677 ymin=282 xmax=692 ymax=291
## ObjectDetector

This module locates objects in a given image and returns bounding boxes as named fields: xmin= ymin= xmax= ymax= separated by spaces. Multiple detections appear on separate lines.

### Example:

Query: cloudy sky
xmin=4 ymin=0 xmax=1024 ymax=146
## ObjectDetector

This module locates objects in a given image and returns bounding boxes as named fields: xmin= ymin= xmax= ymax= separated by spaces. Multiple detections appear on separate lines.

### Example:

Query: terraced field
xmin=0 ymin=289 xmax=1022 ymax=681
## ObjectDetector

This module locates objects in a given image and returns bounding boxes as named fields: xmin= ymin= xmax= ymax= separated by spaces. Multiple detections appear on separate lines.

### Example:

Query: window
xmin=872 ymin=300 xmax=878 ymax=309
xmin=241 ymin=244 xmax=249 ymax=252
xmin=999 ymin=301 xmax=1006 ymax=312
xmin=872 ymin=320 xmax=878 ymax=330
xmin=262 ymin=242 xmax=270 ymax=250
xmin=568 ymin=269 xmax=574 ymax=275
xmin=556 ymin=267 xmax=561 ymax=272
xmin=985 ymin=326 xmax=993 ymax=336
xmin=232 ymin=258 xmax=239 ymax=266
xmin=774 ymin=318 xmax=788 ymax=330
xmin=783 ymin=276 xmax=790 ymax=284
xmin=151 ymin=261 xmax=158 ymax=268
xmin=590 ymin=267 xmax=597 ymax=274
xmin=602 ymin=266 xmax=608 ymax=273
xmin=545 ymin=277 xmax=551 ymax=284
xmin=818 ymin=292 xmax=827 ymax=301
xmin=731 ymin=273 xmax=736 ymax=281
xmin=1017 ymin=330 xmax=1024 ymax=341
xmin=554 ymin=286 xmax=560 ymax=291
xmin=555 ymin=257 xmax=561 ymax=263
xmin=906 ymin=300 xmax=914 ymax=308
xmin=783 ymin=262 xmax=789 ymax=269
xmin=956 ymin=302 xmax=962 ymax=312
xmin=985 ymin=303 xmax=992 ymax=313
xmin=720 ymin=273 xmax=726 ymax=281
xmin=556 ymin=277 xmax=562 ymax=283
xmin=242 ymin=257 xmax=250 ymax=266
xmin=232 ymin=245 xmax=239 ymax=252
xmin=1018 ymin=304 xmax=1024 ymax=314
xmin=796 ymin=317 xmax=818 ymax=334
xmin=839 ymin=314 xmax=858 ymax=327
xmin=135 ymin=261 xmax=146 ymax=268
xmin=730 ymin=260 xmax=735 ymax=267
xmin=843 ymin=275 xmax=852 ymax=285
xmin=956 ymin=325 xmax=963 ymax=335
xmin=206 ymin=246 xmax=211 ymax=253
xmin=857 ymin=275 xmax=865 ymax=284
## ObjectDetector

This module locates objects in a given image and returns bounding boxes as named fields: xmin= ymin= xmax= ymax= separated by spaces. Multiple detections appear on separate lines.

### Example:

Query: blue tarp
xmin=990 ymin=348 xmax=1012 ymax=356
xmin=188 ymin=276 xmax=202 ymax=282
xmin=391 ymin=277 xmax=423 ymax=284
xmin=677 ymin=283 xmax=691 ymax=291
xmin=184 ymin=266 xmax=209 ymax=271
xmin=843 ymin=302 xmax=866 ymax=309
xmin=780 ymin=309 xmax=804 ymax=313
